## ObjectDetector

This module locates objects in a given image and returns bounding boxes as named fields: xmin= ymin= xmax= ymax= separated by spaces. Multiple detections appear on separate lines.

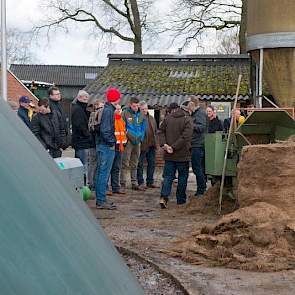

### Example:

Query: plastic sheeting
xmin=0 ymin=99 xmax=143 ymax=295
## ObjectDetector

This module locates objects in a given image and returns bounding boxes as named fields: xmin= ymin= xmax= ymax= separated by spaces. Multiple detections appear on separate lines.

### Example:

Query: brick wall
xmin=3 ymin=70 xmax=38 ymax=105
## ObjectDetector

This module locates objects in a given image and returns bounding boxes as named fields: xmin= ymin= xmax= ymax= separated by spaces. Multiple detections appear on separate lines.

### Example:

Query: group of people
xmin=14 ymin=86 xmax=245 ymax=210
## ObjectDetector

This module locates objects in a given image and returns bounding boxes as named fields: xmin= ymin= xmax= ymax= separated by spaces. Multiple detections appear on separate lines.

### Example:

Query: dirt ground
xmin=86 ymin=172 xmax=295 ymax=295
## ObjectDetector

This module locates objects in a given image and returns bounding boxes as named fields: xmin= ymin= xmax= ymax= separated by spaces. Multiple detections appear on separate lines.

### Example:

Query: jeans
xmin=95 ymin=144 xmax=115 ymax=205
xmin=109 ymin=150 xmax=122 ymax=192
xmin=137 ymin=146 xmax=156 ymax=186
xmin=75 ymin=148 xmax=96 ymax=188
xmin=121 ymin=141 xmax=141 ymax=186
xmin=191 ymin=147 xmax=207 ymax=195
xmin=160 ymin=160 xmax=189 ymax=204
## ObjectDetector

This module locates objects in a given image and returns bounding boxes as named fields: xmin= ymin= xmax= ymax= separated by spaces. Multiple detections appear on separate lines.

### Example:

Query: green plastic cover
xmin=0 ymin=99 xmax=143 ymax=295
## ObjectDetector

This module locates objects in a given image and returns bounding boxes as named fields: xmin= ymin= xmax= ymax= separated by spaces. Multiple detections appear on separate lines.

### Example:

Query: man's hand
xmin=163 ymin=144 xmax=173 ymax=154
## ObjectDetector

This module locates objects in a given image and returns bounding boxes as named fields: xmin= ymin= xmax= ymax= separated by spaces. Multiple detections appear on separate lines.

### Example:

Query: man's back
xmin=158 ymin=108 xmax=193 ymax=162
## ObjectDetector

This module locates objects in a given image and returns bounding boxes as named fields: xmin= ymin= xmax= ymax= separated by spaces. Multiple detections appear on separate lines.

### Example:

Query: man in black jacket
xmin=71 ymin=90 xmax=96 ymax=189
xmin=207 ymin=105 xmax=223 ymax=133
xmin=31 ymin=98 xmax=62 ymax=158
xmin=189 ymin=97 xmax=208 ymax=197
xmin=48 ymin=86 xmax=69 ymax=149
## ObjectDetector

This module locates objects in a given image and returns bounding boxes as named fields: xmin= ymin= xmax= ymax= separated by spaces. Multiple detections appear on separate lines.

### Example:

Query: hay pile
xmin=238 ymin=143 xmax=295 ymax=216
xmin=163 ymin=143 xmax=295 ymax=271
xmin=162 ymin=202 xmax=295 ymax=271
xmin=181 ymin=184 xmax=236 ymax=216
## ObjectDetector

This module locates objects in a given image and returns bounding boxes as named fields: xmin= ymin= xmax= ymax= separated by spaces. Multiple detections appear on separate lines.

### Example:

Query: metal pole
xmin=1 ymin=0 xmax=7 ymax=101
xmin=258 ymin=48 xmax=264 ymax=108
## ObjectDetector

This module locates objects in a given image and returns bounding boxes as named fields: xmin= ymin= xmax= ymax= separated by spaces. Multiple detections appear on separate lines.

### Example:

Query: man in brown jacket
xmin=137 ymin=101 xmax=158 ymax=189
xmin=158 ymin=103 xmax=193 ymax=208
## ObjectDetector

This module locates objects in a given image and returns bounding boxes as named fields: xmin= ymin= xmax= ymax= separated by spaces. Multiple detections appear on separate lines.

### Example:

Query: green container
xmin=205 ymin=132 xmax=238 ymax=177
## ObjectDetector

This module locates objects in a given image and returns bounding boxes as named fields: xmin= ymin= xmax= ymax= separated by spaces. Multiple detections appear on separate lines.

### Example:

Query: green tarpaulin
xmin=0 ymin=99 xmax=143 ymax=295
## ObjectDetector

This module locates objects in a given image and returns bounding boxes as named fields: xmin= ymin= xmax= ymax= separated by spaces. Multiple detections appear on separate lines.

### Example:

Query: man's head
xmin=38 ymin=98 xmax=51 ymax=114
xmin=233 ymin=108 xmax=241 ymax=120
xmin=48 ymin=86 xmax=61 ymax=102
xmin=169 ymin=102 xmax=179 ymax=113
xmin=115 ymin=104 xmax=122 ymax=115
xmin=139 ymin=101 xmax=148 ymax=116
xmin=187 ymin=96 xmax=199 ymax=113
xmin=106 ymin=88 xmax=121 ymax=106
xmin=77 ymin=90 xmax=89 ymax=104
xmin=19 ymin=96 xmax=30 ymax=109
xmin=129 ymin=97 xmax=140 ymax=113
xmin=207 ymin=105 xmax=216 ymax=120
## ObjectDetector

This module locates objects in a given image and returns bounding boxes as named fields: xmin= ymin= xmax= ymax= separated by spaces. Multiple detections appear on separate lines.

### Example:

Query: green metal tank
xmin=247 ymin=0 xmax=295 ymax=107
xmin=0 ymin=99 xmax=143 ymax=294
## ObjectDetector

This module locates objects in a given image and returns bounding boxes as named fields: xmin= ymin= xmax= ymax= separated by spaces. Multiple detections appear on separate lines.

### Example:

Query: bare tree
xmin=217 ymin=30 xmax=240 ymax=54
xmin=35 ymin=0 xmax=156 ymax=54
xmin=5 ymin=28 xmax=34 ymax=64
xmin=170 ymin=0 xmax=247 ymax=53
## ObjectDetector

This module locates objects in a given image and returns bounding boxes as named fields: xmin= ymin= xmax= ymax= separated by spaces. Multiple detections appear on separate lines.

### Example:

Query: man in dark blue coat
xmin=17 ymin=96 xmax=31 ymax=128
xmin=95 ymin=88 xmax=121 ymax=210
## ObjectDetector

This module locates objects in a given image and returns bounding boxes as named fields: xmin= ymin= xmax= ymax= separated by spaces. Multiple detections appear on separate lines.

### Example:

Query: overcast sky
xmin=7 ymin=0 xmax=220 ymax=66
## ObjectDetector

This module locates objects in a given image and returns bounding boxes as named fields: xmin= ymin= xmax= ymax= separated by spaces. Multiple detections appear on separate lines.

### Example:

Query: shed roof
xmin=85 ymin=54 xmax=251 ymax=107
xmin=10 ymin=64 xmax=105 ymax=87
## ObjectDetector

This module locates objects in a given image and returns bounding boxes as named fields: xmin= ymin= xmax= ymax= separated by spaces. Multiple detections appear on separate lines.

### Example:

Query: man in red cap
xmin=95 ymin=87 xmax=121 ymax=210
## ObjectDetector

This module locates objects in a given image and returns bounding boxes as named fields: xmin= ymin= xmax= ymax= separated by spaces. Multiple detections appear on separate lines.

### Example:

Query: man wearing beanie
xmin=95 ymin=87 xmax=121 ymax=209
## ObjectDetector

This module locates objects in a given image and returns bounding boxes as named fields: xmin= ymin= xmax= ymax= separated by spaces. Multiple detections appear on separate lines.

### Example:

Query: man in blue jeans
xmin=137 ymin=101 xmax=158 ymax=189
xmin=95 ymin=88 xmax=121 ymax=210
xmin=158 ymin=103 xmax=193 ymax=209
xmin=188 ymin=97 xmax=208 ymax=197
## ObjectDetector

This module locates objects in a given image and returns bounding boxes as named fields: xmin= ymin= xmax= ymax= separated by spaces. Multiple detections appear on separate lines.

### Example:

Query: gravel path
xmin=122 ymin=252 xmax=186 ymax=295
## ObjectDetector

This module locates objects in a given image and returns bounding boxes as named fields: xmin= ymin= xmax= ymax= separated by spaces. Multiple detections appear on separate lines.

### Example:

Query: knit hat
xmin=106 ymin=88 xmax=121 ymax=103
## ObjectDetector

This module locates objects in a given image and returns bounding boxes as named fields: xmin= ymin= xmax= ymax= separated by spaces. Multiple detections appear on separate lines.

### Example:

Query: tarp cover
xmin=0 ymin=99 xmax=143 ymax=295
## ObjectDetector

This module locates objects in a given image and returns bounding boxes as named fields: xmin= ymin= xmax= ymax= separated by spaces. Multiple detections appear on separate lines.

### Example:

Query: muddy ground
xmin=86 ymin=172 xmax=295 ymax=295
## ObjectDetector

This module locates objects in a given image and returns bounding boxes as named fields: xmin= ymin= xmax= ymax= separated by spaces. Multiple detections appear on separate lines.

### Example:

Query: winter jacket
xmin=96 ymin=102 xmax=116 ymax=147
xmin=208 ymin=116 xmax=223 ymax=133
xmin=49 ymin=99 xmax=70 ymax=149
xmin=141 ymin=113 xmax=157 ymax=152
xmin=17 ymin=106 xmax=30 ymax=128
xmin=71 ymin=101 xmax=95 ymax=150
xmin=122 ymin=107 xmax=146 ymax=145
xmin=158 ymin=108 xmax=193 ymax=162
xmin=30 ymin=112 xmax=62 ymax=150
xmin=191 ymin=107 xmax=208 ymax=148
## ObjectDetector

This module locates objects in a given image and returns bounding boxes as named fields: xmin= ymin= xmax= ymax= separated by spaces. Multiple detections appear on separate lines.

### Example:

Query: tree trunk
xmin=239 ymin=0 xmax=247 ymax=53
xmin=129 ymin=0 xmax=143 ymax=54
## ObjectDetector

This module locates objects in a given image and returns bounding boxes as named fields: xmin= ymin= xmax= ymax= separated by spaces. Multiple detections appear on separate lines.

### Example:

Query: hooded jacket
xmin=158 ymin=108 xmax=193 ymax=162
xmin=17 ymin=106 xmax=30 ymax=128
xmin=31 ymin=111 xmax=62 ymax=150
xmin=122 ymin=107 xmax=145 ymax=145
xmin=96 ymin=102 xmax=116 ymax=147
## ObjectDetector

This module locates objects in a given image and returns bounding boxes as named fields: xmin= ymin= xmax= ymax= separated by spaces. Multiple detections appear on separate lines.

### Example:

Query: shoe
xmin=159 ymin=197 xmax=168 ymax=209
xmin=96 ymin=201 xmax=117 ymax=210
xmin=147 ymin=184 xmax=159 ymax=189
xmin=113 ymin=190 xmax=126 ymax=195
xmin=106 ymin=191 xmax=113 ymax=196
xmin=132 ymin=185 xmax=146 ymax=191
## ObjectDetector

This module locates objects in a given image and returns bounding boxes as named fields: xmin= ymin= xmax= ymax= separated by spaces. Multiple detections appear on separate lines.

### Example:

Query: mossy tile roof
xmin=85 ymin=54 xmax=251 ymax=107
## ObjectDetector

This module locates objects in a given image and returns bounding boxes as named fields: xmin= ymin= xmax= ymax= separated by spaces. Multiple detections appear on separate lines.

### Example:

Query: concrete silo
xmin=247 ymin=0 xmax=295 ymax=107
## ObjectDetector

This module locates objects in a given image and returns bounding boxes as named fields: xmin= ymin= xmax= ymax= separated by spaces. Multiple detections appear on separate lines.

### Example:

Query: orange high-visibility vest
xmin=114 ymin=114 xmax=127 ymax=152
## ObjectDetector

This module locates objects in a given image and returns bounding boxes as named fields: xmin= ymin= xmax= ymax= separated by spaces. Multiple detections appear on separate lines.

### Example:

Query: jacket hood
xmin=171 ymin=108 xmax=186 ymax=118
